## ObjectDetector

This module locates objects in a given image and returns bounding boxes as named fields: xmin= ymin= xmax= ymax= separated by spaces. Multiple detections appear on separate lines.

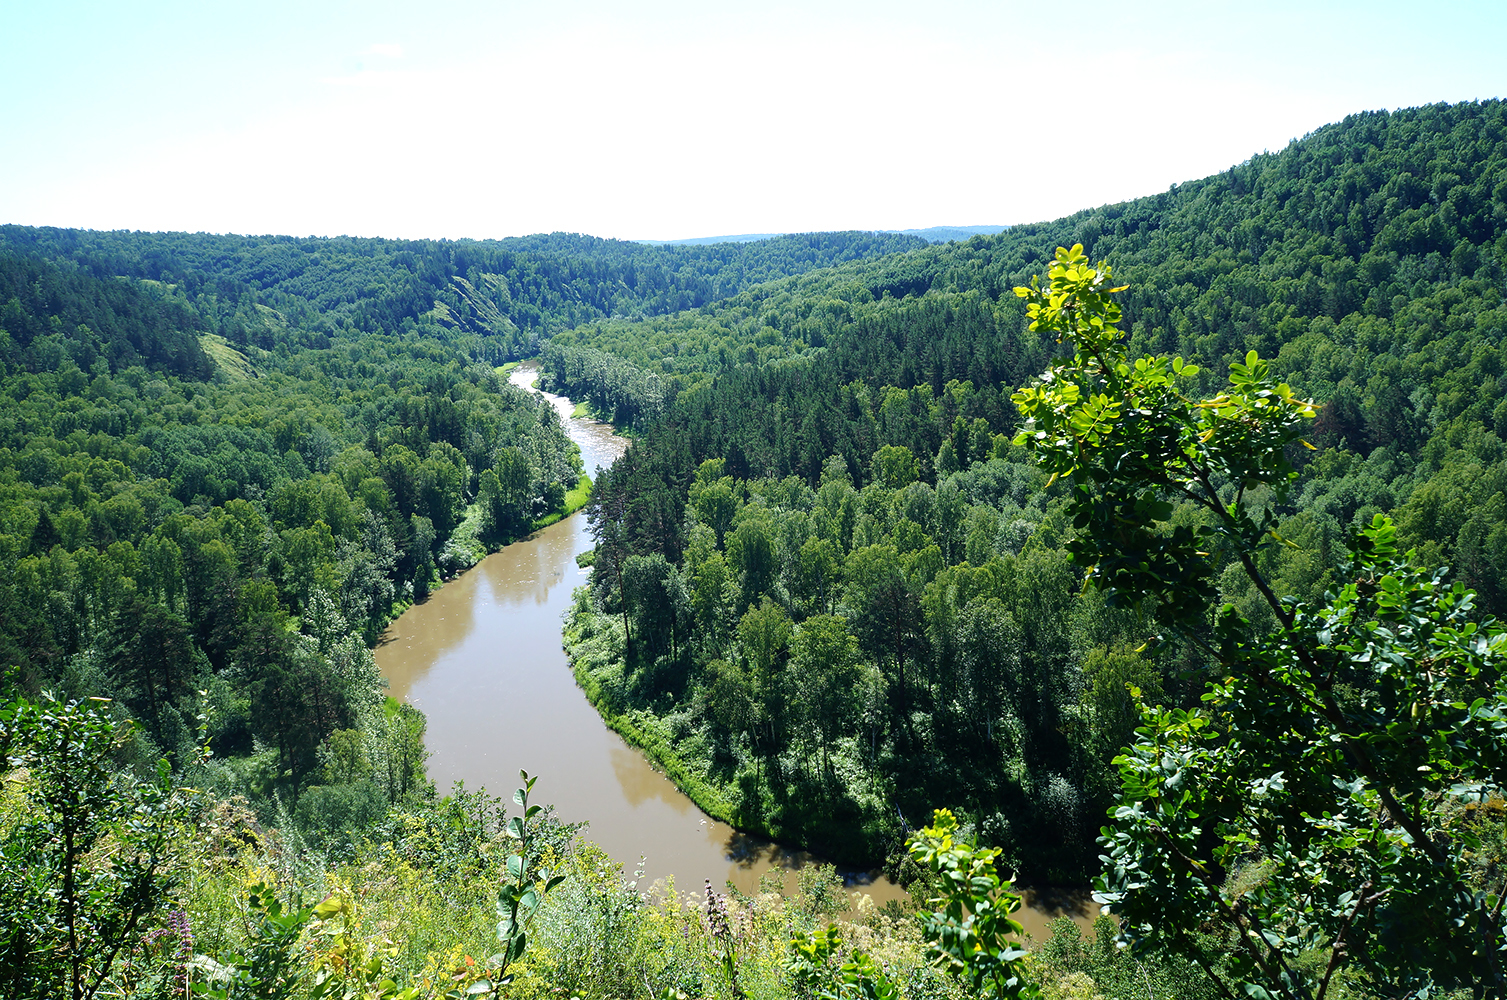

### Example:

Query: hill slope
xmin=551 ymin=99 xmax=1507 ymax=876
xmin=0 ymin=227 xmax=929 ymax=361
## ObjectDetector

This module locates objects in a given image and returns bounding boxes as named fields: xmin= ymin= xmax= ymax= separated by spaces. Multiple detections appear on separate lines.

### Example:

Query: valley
xmin=3 ymin=98 xmax=1507 ymax=998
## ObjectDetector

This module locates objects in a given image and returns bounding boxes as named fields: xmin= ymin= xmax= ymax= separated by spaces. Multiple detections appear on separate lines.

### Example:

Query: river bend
xmin=376 ymin=364 xmax=1091 ymax=934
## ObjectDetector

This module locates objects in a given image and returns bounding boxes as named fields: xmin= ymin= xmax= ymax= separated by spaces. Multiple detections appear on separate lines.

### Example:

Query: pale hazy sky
xmin=2 ymin=0 xmax=1502 ymax=242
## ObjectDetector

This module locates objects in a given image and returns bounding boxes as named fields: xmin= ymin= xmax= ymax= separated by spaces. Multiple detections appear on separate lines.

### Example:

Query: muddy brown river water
xmin=375 ymin=364 xmax=1093 ymax=937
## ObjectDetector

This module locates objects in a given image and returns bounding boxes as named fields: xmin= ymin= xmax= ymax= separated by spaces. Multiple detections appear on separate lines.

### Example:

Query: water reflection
xmin=377 ymin=567 xmax=479 ymax=700
xmin=609 ymin=744 xmax=695 ymax=812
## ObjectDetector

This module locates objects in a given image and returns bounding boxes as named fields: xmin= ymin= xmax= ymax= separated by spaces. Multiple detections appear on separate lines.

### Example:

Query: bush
xmin=293 ymin=780 xmax=388 ymax=850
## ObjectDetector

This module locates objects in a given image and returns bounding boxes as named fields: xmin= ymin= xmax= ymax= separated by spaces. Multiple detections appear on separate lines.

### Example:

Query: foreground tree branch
xmin=1012 ymin=245 xmax=1507 ymax=996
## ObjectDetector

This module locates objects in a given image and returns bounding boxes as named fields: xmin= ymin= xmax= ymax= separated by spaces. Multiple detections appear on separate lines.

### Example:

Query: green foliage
xmin=194 ymin=884 xmax=317 ymax=1000
xmin=907 ymin=809 xmax=1037 ymax=999
xmin=1012 ymin=243 xmax=1313 ymax=624
xmin=306 ymin=892 xmax=420 ymax=1000
xmin=539 ymin=343 xmax=666 ymax=429
xmin=870 ymin=446 xmax=919 ymax=489
xmin=788 ymin=922 xmax=899 ymax=1000
xmin=1030 ymin=916 xmax=1219 ymax=1000
xmin=1012 ymin=248 xmax=1507 ymax=995
xmin=0 ymin=690 xmax=202 ymax=1000
xmin=1102 ymin=517 xmax=1507 ymax=996
xmin=294 ymin=781 xmax=389 ymax=852
xmin=475 ymin=772 xmax=567 ymax=995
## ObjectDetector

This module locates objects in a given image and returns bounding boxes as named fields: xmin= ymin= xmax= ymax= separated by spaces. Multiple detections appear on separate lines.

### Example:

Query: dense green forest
xmin=0 ymin=222 xmax=927 ymax=817
xmin=0 ymin=227 xmax=928 ymax=362
xmin=7 ymin=98 xmax=1507 ymax=1000
xmin=557 ymin=100 xmax=1507 ymax=887
xmin=0 ymin=247 xmax=592 ymax=809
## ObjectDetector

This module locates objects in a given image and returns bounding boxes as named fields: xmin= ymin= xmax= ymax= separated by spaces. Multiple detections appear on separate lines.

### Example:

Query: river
xmin=376 ymin=364 xmax=1093 ymax=936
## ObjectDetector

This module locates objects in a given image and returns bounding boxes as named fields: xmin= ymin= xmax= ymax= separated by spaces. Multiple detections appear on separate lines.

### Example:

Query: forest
xmin=5 ymin=98 xmax=1507 ymax=999
xmin=0 ymin=227 xmax=929 ymax=363
xmin=0 ymin=220 xmax=929 ymax=825
xmin=557 ymin=99 xmax=1507 ymax=876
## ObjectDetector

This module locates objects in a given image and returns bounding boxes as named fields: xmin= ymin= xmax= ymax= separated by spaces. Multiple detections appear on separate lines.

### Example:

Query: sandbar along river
xmin=376 ymin=363 xmax=1091 ymax=936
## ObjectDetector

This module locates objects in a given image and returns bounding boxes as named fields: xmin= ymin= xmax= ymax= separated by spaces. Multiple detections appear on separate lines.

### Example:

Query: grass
xmin=572 ymin=666 xmax=740 ymax=828
xmin=530 ymin=475 xmax=592 ymax=531
xmin=157 ymin=809 xmax=981 ymax=1000
xmin=560 ymin=604 xmax=745 ymax=836
xmin=199 ymin=334 xmax=259 ymax=381
xmin=442 ymin=503 xmax=489 ymax=569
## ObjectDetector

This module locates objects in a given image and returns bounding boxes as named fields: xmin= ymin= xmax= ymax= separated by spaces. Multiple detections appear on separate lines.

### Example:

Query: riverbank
xmin=560 ymin=595 xmax=896 ymax=870
xmin=562 ymin=600 xmax=741 ymax=828
xmin=377 ymin=369 xmax=1096 ymax=935
xmin=425 ymin=473 xmax=593 ymax=593
xmin=520 ymin=355 xmax=890 ymax=868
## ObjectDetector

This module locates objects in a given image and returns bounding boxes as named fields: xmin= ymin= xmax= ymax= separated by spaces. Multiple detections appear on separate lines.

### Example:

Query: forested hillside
xmin=0 ymin=222 xmax=931 ymax=808
xmin=6 ymin=98 xmax=1507 ymax=1000
xmin=551 ymin=101 xmax=1505 ymax=390
xmin=0 ymin=247 xmax=594 ymax=849
xmin=0 ymin=227 xmax=927 ymax=361
xmin=0 ymin=220 xmax=1186 ymax=1000
xmin=0 ymin=219 xmax=1003 ymax=1000
xmin=1 ymin=252 xmax=213 ymax=379
xmin=557 ymin=100 xmax=1507 ymax=882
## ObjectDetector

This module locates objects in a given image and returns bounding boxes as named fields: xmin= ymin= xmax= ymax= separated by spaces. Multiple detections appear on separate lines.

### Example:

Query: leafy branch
xmin=1012 ymin=245 xmax=1507 ymax=997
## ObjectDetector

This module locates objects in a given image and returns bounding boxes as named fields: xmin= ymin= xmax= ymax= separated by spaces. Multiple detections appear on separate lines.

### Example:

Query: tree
xmin=844 ymin=543 xmax=922 ymax=744
xmin=788 ymin=614 xmax=861 ymax=776
xmin=727 ymin=509 xmax=776 ymax=608
xmin=953 ymin=596 xmax=1019 ymax=747
xmin=871 ymin=445 xmax=919 ymax=489
xmin=738 ymin=597 xmax=791 ymax=677
xmin=239 ymin=615 xmax=354 ymax=785
xmin=0 ymin=692 xmax=200 ymax=1000
xmin=1012 ymin=245 xmax=1507 ymax=997
xmin=701 ymin=658 xmax=758 ymax=745
xmin=103 ymin=595 xmax=202 ymax=755
xmin=621 ymin=553 xmax=682 ymax=663
xmin=794 ymin=536 xmax=841 ymax=617
xmin=483 ymin=446 xmax=533 ymax=538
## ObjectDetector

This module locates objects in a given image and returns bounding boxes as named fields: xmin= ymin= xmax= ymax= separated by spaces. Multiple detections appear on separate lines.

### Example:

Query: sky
xmin=2 ymin=0 xmax=1503 ymax=243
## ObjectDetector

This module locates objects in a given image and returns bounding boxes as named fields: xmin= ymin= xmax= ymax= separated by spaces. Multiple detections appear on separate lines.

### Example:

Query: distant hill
xmin=0 ymin=228 xmax=928 ymax=361
xmin=882 ymin=225 xmax=1009 ymax=243
xmin=639 ymin=233 xmax=783 ymax=246
xmin=641 ymin=225 xmax=1008 ymax=246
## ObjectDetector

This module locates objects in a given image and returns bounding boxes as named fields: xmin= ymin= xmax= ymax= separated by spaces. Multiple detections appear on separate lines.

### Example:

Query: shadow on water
xmin=723 ymin=829 xmax=809 ymax=871
xmin=1018 ymin=884 xmax=1098 ymax=927
xmin=609 ymin=743 xmax=697 ymax=813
